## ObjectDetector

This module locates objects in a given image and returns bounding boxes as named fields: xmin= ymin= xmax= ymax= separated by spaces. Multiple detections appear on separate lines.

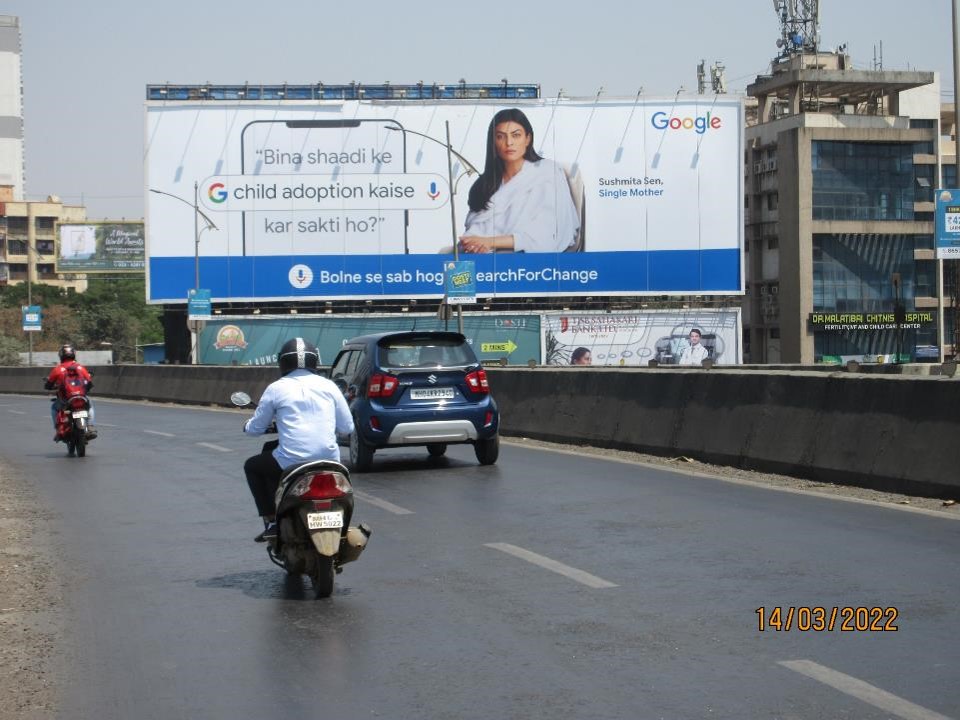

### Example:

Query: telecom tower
xmin=773 ymin=0 xmax=820 ymax=59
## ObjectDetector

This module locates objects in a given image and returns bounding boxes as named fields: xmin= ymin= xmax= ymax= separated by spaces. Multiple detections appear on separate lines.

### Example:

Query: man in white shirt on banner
xmin=678 ymin=328 xmax=709 ymax=366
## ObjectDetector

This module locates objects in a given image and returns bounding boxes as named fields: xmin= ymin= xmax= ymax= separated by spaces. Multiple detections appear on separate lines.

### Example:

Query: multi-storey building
xmin=0 ymin=186 xmax=87 ymax=291
xmin=744 ymin=51 xmax=941 ymax=363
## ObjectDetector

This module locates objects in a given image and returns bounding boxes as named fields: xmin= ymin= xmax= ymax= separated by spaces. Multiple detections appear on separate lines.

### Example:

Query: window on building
xmin=36 ymin=240 xmax=54 ymax=255
xmin=8 ymin=240 xmax=26 ymax=255
xmin=914 ymin=260 xmax=935 ymax=297
xmin=812 ymin=233 xmax=916 ymax=312
xmin=5 ymin=217 xmax=27 ymax=234
xmin=767 ymin=235 xmax=779 ymax=249
xmin=770 ymin=328 xmax=780 ymax=339
xmin=811 ymin=141 xmax=915 ymax=220
xmin=909 ymin=119 xmax=936 ymax=129
xmin=767 ymin=193 xmax=778 ymax=211
xmin=35 ymin=217 xmax=55 ymax=230
xmin=943 ymin=162 xmax=958 ymax=189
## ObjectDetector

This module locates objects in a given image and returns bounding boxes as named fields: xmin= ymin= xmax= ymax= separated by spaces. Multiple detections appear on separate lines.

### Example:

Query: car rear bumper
xmin=386 ymin=420 xmax=479 ymax=444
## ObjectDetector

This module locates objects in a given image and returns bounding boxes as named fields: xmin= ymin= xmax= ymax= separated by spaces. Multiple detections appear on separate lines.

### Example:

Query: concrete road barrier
xmin=1 ymin=365 xmax=956 ymax=499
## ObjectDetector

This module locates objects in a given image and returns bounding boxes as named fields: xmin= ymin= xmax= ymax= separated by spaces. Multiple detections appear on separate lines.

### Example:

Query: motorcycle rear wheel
xmin=66 ymin=440 xmax=75 ymax=457
xmin=75 ymin=432 xmax=86 ymax=458
xmin=310 ymin=555 xmax=336 ymax=599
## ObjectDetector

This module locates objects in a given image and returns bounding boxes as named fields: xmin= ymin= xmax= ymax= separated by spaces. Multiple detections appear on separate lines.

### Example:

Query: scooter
xmin=232 ymin=391 xmax=371 ymax=599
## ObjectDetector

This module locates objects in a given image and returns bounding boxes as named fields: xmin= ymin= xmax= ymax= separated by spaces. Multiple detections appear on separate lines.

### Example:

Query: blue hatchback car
xmin=329 ymin=331 xmax=500 ymax=472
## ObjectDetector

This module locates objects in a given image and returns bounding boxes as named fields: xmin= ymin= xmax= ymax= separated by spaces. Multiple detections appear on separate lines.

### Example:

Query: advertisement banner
xmin=56 ymin=222 xmax=145 ymax=273
xmin=198 ymin=313 xmax=541 ymax=366
xmin=146 ymin=98 xmax=744 ymax=303
xmin=21 ymin=305 xmax=41 ymax=332
xmin=445 ymin=260 xmax=477 ymax=304
xmin=936 ymin=188 xmax=960 ymax=259
xmin=543 ymin=309 xmax=742 ymax=366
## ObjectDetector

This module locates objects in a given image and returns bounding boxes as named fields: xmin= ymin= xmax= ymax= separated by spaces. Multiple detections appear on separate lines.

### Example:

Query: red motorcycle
xmin=51 ymin=367 xmax=95 ymax=457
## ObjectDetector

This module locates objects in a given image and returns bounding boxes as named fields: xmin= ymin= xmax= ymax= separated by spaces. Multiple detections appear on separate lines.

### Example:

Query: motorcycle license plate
xmin=72 ymin=410 xmax=89 ymax=418
xmin=307 ymin=511 xmax=343 ymax=530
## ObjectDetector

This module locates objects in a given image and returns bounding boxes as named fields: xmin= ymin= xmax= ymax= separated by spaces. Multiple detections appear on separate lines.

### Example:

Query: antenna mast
xmin=773 ymin=0 xmax=820 ymax=59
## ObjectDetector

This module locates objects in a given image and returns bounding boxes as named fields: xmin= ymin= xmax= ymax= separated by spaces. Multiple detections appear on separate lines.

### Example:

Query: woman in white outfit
xmin=460 ymin=108 xmax=580 ymax=254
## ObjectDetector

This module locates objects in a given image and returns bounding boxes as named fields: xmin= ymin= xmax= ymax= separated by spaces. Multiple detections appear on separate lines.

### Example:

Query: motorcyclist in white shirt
xmin=243 ymin=337 xmax=354 ymax=542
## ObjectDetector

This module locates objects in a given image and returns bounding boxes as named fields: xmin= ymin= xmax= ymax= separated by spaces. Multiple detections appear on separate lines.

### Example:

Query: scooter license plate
xmin=72 ymin=410 xmax=89 ymax=419
xmin=307 ymin=511 xmax=343 ymax=530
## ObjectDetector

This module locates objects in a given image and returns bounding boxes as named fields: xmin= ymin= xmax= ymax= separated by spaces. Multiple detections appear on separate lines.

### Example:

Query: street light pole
xmin=445 ymin=121 xmax=465 ymax=334
xmin=386 ymin=125 xmax=477 ymax=335
xmin=148 ymin=185 xmax=218 ymax=364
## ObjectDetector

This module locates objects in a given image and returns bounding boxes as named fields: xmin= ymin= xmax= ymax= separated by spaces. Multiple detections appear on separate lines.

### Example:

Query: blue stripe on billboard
xmin=149 ymin=249 xmax=741 ymax=301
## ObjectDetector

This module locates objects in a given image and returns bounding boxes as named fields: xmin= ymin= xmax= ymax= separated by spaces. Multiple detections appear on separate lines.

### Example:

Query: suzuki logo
xmin=427 ymin=374 xmax=438 ymax=384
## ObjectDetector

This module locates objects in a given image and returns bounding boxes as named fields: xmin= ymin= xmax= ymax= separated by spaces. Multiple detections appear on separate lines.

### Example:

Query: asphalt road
xmin=1 ymin=395 xmax=958 ymax=720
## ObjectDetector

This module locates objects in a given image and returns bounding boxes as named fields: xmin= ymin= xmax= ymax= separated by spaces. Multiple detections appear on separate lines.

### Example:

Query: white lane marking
xmin=484 ymin=542 xmax=618 ymax=589
xmin=353 ymin=490 xmax=414 ymax=515
xmin=7 ymin=410 xmax=25 ymax=415
xmin=196 ymin=442 xmax=232 ymax=453
xmin=779 ymin=660 xmax=954 ymax=720
xmin=144 ymin=429 xmax=175 ymax=438
xmin=97 ymin=422 xmax=117 ymax=428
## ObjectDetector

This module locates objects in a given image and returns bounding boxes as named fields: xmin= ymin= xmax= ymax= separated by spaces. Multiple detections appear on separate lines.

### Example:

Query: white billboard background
xmin=543 ymin=309 xmax=742 ymax=366
xmin=145 ymin=97 xmax=743 ymax=301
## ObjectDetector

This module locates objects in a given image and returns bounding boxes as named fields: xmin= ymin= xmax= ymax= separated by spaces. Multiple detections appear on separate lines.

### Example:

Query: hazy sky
xmin=5 ymin=0 xmax=956 ymax=219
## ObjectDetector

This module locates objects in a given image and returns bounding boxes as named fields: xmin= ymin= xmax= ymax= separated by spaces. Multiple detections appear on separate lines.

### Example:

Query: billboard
xmin=935 ymin=188 xmax=960 ymax=259
xmin=146 ymin=98 xmax=744 ymax=304
xmin=543 ymin=309 xmax=742 ymax=366
xmin=198 ymin=313 xmax=540 ymax=366
xmin=56 ymin=222 xmax=145 ymax=273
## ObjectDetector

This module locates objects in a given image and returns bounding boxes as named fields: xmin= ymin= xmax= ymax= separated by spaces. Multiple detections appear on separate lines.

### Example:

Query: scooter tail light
xmin=296 ymin=471 xmax=351 ymax=499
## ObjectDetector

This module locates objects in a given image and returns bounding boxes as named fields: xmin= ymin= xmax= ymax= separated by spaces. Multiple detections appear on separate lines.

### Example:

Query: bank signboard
xmin=543 ymin=309 xmax=742 ymax=366
xmin=146 ymin=98 xmax=744 ymax=304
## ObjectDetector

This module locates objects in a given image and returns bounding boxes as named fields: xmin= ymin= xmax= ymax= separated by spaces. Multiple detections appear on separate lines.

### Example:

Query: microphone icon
xmin=428 ymin=181 xmax=440 ymax=200
xmin=297 ymin=268 xmax=305 ymax=283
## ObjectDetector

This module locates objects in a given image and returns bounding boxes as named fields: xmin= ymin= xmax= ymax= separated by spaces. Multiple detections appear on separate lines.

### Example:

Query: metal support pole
xmin=950 ymin=0 xmax=960 ymax=361
xmin=192 ymin=180 xmax=199 ymax=365
xmin=445 ymin=121 xmax=464 ymax=334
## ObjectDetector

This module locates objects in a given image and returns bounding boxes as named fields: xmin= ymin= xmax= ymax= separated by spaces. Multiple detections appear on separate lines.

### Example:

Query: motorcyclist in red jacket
xmin=44 ymin=344 xmax=97 ymax=440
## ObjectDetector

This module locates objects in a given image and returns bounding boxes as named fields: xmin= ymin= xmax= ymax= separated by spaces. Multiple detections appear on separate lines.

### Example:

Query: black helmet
xmin=59 ymin=344 xmax=76 ymax=362
xmin=278 ymin=337 xmax=319 ymax=376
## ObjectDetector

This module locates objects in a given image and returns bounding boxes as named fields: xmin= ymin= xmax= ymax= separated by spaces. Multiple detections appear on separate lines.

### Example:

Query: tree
xmin=0 ymin=333 xmax=24 ymax=365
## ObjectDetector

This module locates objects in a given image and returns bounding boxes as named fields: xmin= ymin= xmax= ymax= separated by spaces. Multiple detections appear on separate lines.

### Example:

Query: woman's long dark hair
xmin=467 ymin=108 xmax=542 ymax=213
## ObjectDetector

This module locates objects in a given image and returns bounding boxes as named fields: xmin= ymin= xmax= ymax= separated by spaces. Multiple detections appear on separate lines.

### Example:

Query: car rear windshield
xmin=378 ymin=338 xmax=478 ymax=368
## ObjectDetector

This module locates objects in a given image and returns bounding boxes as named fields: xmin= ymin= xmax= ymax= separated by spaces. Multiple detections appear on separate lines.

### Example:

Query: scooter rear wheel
xmin=310 ymin=555 xmax=336 ymax=599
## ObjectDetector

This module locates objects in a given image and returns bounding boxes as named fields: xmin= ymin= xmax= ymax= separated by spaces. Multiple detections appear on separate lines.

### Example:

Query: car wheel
xmin=349 ymin=429 xmax=374 ymax=473
xmin=474 ymin=434 xmax=499 ymax=465
xmin=426 ymin=443 xmax=447 ymax=458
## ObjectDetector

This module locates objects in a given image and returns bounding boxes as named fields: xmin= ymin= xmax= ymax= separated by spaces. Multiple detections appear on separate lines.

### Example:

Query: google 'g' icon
xmin=208 ymin=182 xmax=227 ymax=203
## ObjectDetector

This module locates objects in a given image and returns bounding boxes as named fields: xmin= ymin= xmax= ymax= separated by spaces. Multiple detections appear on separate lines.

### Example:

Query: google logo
xmin=208 ymin=182 xmax=228 ymax=203
xmin=651 ymin=111 xmax=722 ymax=134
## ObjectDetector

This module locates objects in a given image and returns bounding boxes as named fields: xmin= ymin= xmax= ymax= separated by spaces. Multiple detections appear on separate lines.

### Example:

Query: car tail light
xmin=370 ymin=416 xmax=381 ymax=430
xmin=368 ymin=373 xmax=399 ymax=398
xmin=484 ymin=411 xmax=494 ymax=426
xmin=465 ymin=368 xmax=490 ymax=394
xmin=289 ymin=471 xmax=352 ymax=499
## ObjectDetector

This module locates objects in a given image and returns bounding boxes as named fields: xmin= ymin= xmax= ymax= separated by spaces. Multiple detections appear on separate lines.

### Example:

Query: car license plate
xmin=410 ymin=387 xmax=455 ymax=400
xmin=307 ymin=511 xmax=343 ymax=530
xmin=72 ymin=410 xmax=89 ymax=418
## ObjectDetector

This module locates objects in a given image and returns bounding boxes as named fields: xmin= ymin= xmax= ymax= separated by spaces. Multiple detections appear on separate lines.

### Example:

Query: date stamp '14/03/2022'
xmin=756 ymin=606 xmax=899 ymax=632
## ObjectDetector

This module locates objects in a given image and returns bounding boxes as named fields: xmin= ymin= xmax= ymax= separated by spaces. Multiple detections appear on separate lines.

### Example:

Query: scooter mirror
xmin=230 ymin=391 xmax=252 ymax=407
